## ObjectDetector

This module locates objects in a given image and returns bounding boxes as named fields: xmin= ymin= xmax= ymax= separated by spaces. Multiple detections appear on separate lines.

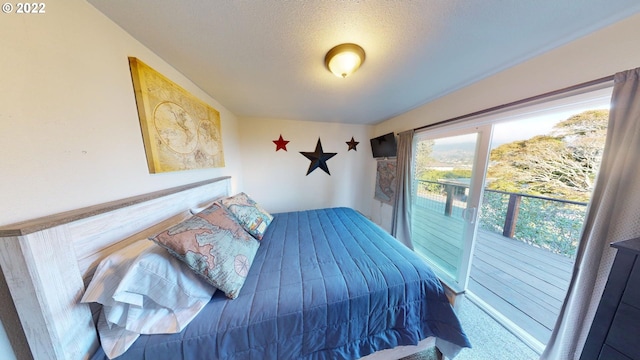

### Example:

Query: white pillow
xmin=82 ymin=240 xmax=216 ymax=359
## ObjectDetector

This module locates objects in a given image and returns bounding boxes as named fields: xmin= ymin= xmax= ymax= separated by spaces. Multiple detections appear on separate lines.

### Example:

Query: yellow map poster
xmin=129 ymin=57 xmax=224 ymax=173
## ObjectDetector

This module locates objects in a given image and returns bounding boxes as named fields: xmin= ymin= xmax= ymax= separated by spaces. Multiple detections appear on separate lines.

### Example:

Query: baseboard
xmin=360 ymin=337 xmax=436 ymax=360
xmin=440 ymin=280 xmax=465 ymax=310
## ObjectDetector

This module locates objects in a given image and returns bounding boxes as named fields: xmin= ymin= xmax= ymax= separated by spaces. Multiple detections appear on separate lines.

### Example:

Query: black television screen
xmin=370 ymin=132 xmax=397 ymax=158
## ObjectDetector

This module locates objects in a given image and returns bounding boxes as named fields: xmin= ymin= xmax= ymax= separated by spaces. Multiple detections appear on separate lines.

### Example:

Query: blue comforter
xmin=92 ymin=207 xmax=470 ymax=359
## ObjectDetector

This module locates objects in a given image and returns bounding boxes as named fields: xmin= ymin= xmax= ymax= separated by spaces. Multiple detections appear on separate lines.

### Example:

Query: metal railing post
xmin=503 ymin=194 xmax=521 ymax=238
xmin=444 ymin=185 xmax=454 ymax=216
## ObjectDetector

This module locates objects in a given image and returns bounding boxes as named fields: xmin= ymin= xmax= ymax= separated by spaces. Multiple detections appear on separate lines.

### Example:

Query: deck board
xmin=471 ymin=251 xmax=564 ymax=309
xmin=467 ymin=276 xmax=552 ymax=343
xmin=474 ymin=234 xmax=569 ymax=300
xmin=470 ymin=258 xmax=559 ymax=329
xmin=411 ymin=204 xmax=573 ymax=345
xmin=478 ymin=230 xmax=574 ymax=280
xmin=412 ymin=206 xmax=465 ymax=276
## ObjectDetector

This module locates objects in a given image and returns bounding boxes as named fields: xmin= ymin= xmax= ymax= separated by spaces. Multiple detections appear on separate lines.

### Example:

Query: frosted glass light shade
xmin=325 ymin=43 xmax=365 ymax=78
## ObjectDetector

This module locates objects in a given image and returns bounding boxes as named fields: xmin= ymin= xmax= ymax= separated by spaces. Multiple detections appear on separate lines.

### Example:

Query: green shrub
xmin=479 ymin=191 xmax=586 ymax=258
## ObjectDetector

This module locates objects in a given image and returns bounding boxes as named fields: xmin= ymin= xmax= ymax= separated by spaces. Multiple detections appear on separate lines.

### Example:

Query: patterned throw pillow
xmin=149 ymin=203 xmax=259 ymax=299
xmin=221 ymin=192 xmax=273 ymax=240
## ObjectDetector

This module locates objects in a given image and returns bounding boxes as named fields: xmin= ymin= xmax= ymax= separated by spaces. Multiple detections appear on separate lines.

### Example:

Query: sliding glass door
xmin=409 ymin=85 xmax=613 ymax=352
xmin=411 ymin=125 xmax=491 ymax=290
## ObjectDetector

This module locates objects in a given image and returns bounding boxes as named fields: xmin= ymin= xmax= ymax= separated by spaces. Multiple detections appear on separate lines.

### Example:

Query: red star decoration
xmin=346 ymin=137 xmax=359 ymax=151
xmin=273 ymin=135 xmax=290 ymax=151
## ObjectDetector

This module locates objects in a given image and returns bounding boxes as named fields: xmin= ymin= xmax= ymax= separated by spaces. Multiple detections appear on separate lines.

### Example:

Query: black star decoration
xmin=300 ymin=138 xmax=337 ymax=175
xmin=346 ymin=137 xmax=359 ymax=151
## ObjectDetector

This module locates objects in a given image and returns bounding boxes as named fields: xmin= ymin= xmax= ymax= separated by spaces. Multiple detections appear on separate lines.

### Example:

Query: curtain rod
xmin=413 ymin=74 xmax=615 ymax=132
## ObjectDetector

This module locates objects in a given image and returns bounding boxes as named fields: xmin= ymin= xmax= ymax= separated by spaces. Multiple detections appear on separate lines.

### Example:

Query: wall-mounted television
xmin=370 ymin=132 xmax=397 ymax=158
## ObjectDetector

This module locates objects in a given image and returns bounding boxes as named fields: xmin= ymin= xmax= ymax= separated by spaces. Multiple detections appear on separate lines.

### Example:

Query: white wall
xmin=0 ymin=1 xmax=244 ymax=358
xmin=239 ymin=117 xmax=376 ymax=218
xmin=0 ymin=1 xmax=244 ymax=226
xmin=372 ymin=12 xmax=640 ymax=229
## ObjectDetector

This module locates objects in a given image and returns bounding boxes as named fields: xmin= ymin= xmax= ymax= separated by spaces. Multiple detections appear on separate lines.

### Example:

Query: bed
xmin=0 ymin=177 xmax=470 ymax=360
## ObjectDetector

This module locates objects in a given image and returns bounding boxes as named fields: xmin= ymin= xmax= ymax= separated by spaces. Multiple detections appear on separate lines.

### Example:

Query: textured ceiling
xmin=88 ymin=0 xmax=640 ymax=125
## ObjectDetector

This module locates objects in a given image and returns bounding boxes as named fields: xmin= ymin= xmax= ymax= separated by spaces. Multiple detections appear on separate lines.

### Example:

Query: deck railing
xmin=415 ymin=179 xmax=588 ymax=258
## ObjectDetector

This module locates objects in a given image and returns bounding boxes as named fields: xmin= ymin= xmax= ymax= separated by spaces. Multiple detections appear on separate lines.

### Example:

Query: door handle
xmin=462 ymin=207 xmax=477 ymax=224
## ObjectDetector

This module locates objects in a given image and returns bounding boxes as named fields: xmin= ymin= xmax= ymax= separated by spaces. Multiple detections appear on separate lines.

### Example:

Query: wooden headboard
xmin=0 ymin=177 xmax=231 ymax=360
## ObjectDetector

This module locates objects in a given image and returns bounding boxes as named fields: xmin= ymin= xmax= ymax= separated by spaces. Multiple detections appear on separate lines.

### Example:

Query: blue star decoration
xmin=300 ymin=138 xmax=337 ymax=175
xmin=346 ymin=136 xmax=359 ymax=151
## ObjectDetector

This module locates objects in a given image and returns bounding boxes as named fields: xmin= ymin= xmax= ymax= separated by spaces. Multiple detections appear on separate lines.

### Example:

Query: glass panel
xmin=412 ymin=132 xmax=479 ymax=284
xmin=470 ymin=107 xmax=609 ymax=346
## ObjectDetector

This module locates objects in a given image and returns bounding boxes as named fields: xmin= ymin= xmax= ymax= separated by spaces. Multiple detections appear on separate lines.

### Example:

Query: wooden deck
xmin=412 ymin=205 xmax=574 ymax=344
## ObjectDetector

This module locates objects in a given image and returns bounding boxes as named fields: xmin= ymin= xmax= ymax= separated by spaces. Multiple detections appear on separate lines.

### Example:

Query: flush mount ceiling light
xmin=324 ymin=43 xmax=366 ymax=78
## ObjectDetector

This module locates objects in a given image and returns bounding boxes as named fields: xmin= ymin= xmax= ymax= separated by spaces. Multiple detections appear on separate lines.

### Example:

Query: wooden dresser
xmin=580 ymin=237 xmax=640 ymax=360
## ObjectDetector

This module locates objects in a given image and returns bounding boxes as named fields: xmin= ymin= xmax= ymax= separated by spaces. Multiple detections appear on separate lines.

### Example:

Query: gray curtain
xmin=541 ymin=68 xmax=640 ymax=360
xmin=391 ymin=130 xmax=414 ymax=249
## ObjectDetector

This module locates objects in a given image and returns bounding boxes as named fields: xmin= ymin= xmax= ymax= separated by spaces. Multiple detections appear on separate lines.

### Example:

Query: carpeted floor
xmin=399 ymin=347 xmax=438 ymax=360
xmin=399 ymin=299 xmax=539 ymax=360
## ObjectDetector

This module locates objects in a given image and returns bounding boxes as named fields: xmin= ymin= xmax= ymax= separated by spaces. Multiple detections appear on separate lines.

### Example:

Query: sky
xmin=427 ymin=105 xmax=611 ymax=162
xmin=490 ymin=106 xmax=610 ymax=147
xmin=491 ymin=111 xmax=573 ymax=147
xmin=423 ymin=86 xmax=612 ymax=150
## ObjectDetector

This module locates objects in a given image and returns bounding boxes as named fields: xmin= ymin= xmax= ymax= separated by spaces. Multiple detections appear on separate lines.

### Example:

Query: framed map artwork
xmin=129 ymin=57 xmax=225 ymax=173
xmin=374 ymin=159 xmax=396 ymax=205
